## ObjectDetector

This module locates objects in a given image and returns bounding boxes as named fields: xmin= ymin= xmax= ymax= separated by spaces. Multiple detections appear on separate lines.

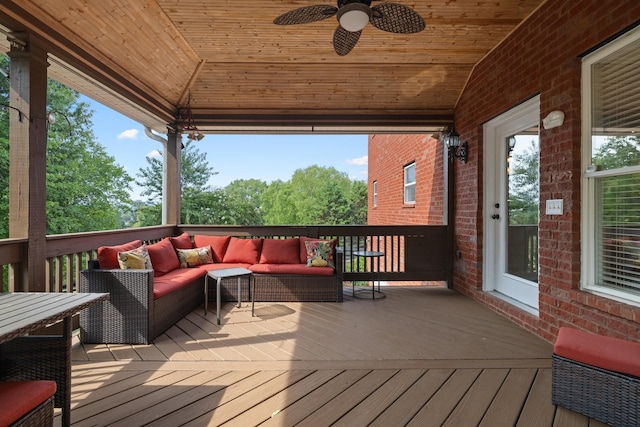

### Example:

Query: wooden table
xmin=0 ymin=292 xmax=108 ymax=427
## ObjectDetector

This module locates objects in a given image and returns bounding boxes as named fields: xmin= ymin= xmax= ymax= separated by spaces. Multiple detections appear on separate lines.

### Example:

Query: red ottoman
xmin=0 ymin=380 xmax=57 ymax=427
xmin=552 ymin=327 xmax=640 ymax=427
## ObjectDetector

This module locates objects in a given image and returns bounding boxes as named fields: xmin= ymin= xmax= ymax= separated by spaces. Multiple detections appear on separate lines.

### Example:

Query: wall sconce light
xmin=507 ymin=135 xmax=516 ymax=156
xmin=542 ymin=110 xmax=564 ymax=130
xmin=444 ymin=127 xmax=468 ymax=163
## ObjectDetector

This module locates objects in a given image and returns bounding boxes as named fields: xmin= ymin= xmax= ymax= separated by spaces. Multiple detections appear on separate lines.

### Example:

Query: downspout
xmin=144 ymin=126 xmax=171 ymax=224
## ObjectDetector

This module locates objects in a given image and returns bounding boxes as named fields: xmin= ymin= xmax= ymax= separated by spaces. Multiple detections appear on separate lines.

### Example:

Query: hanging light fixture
xmin=179 ymin=91 xmax=204 ymax=141
xmin=336 ymin=3 xmax=371 ymax=32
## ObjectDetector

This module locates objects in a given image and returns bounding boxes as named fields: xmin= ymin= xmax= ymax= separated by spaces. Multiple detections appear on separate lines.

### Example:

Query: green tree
xmin=1 ymin=56 xmax=133 ymax=236
xmin=261 ymin=180 xmax=297 ymax=225
xmin=224 ymin=179 xmax=268 ymax=225
xmin=262 ymin=165 xmax=366 ymax=225
xmin=348 ymin=180 xmax=368 ymax=225
xmin=593 ymin=135 xmax=640 ymax=170
xmin=592 ymin=136 xmax=640 ymax=225
xmin=508 ymin=140 xmax=539 ymax=225
xmin=135 ymin=139 xmax=219 ymax=225
xmin=136 ymin=139 xmax=216 ymax=202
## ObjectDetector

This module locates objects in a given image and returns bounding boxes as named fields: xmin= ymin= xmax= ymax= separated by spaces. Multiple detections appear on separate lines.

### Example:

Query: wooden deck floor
xmin=62 ymin=287 xmax=608 ymax=426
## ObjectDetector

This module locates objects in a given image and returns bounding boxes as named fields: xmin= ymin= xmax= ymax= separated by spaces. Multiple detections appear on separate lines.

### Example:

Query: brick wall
xmin=368 ymin=133 xmax=446 ymax=286
xmin=455 ymin=0 xmax=640 ymax=342
xmin=368 ymin=134 xmax=445 ymax=226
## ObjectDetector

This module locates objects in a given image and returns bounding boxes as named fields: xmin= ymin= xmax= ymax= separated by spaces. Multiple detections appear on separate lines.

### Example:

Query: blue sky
xmin=82 ymin=96 xmax=369 ymax=200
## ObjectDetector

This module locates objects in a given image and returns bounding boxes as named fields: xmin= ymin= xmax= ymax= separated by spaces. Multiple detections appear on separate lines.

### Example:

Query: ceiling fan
xmin=274 ymin=0 xmax=425 ymax=56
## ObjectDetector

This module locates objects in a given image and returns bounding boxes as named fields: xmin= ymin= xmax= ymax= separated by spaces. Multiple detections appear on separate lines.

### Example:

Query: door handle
xmin=491 ymin=214 xmax=500 ymax=220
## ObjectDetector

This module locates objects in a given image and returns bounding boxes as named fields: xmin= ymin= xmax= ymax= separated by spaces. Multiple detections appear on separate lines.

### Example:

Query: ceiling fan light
xmin=337 ymin=3 xmax=371 ymax=32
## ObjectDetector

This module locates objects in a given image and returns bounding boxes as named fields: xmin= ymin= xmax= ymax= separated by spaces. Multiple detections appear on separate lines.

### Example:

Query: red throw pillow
xmin=193 ymin=235 xmax=231 ymax=263
xmin=146 ymin=238 xmax=180 ymax=276
xmin=169 ymin=232 xmax=192 ymax=250
xmin=222 ymin=237 xmax=263 ymax=264
xmin=97 ymin=240 xmax=142 ymax=269
xmin=260 ymin=238 xmax=300 ymax=264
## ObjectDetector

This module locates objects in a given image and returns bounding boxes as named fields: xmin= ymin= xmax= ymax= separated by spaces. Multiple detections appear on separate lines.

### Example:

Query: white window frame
xmin=373 ymin=180 xmax=378 ymax=207
xmin=404 ymin=162 xmax=416 ymax=204
xmin=582 ymin=26 xmax=640 ymax=306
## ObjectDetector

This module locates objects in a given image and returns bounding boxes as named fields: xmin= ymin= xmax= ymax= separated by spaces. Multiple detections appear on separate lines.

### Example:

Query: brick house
xmin=369 ymin=1 xmax=640 ymax=342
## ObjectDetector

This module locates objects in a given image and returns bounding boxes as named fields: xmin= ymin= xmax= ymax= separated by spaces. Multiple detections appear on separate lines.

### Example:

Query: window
xmin=373 ymin=180 xmax=378 ymax=207
xmin=404 ymin=162 xmax=416 ymax=204
xmin=582 ymin=26 xmax=640 ymax=304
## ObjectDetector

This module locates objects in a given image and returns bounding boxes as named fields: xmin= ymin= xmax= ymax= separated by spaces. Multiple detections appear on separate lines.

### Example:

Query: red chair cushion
xmin=0 ymin=381 xmax=57 ymax=426
xmin=554 ymin=327 xmax=640 ymax=377
xmin=193 ymin=235 xmax=231 ymax=263
xmin=223 ymin=238 xmax=263 ymax=264
xmin=259 ymin=238 xmax=300 ymax=264
xmin=170 ymin=232 xmax=193 ymax=250
xmin=97 ymin=240 xmax=142 ymax=269
xmin=146 ymin=238 xmax=180 ymax=276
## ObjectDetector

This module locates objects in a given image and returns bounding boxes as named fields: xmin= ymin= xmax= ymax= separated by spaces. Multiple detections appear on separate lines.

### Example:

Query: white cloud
xmin=348 ymin=155 xmax=368 ymax=166
xmin=117 ymin=128 xmax=139 ymax=140
xmin=146 ymin=149 xmax=161 ymax=158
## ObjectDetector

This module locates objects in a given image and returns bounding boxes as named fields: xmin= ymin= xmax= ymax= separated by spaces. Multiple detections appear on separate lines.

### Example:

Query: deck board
xmin=61 ymin=286 xmax=609 ymax=426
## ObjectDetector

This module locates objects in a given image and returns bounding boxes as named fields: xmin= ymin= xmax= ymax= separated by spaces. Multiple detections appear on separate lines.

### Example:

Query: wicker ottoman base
xmin=552 ymin=354 xmax=640 ymax=427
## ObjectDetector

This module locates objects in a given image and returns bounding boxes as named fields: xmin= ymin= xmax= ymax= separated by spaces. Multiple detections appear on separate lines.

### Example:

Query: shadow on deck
xmin=63 ymin=287 xmax=607 ymax=426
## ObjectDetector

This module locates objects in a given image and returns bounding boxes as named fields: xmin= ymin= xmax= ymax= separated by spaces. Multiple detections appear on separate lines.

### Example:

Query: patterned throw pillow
xmin=304 ymin=240 xmax=335 ymax=268
xmin=118 ymin=246 xmax=153 ymax=270
xmin=176 ymin=245 xmax=213 ymax=268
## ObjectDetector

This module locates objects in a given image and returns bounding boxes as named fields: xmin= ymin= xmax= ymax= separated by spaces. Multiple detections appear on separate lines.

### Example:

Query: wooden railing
xmin=1 ymin=224 xmax=451 ymax=293
xmin=507 ymin=225 xmax=538 ymax=281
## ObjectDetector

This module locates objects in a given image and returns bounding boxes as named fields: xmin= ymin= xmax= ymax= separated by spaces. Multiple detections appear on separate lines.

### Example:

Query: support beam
xmin=164 ymin=129 xmax=181 ymax=225
xmin=8 ymin=33 xmax=49 ymax=291
xmin=445 ymin=137 xmax=455 ymax=289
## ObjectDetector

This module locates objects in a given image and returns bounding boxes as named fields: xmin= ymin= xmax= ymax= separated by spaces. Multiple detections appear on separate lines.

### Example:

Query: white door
xmin=484 ymin=97 xmax=540 ymax=314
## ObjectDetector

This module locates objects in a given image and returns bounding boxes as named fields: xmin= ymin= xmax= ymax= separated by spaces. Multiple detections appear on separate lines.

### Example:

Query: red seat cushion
xmin=193 ymin=235 xmax=231 ymax=263
xmin=197 ymin=263 xmax=252 ymax=272
xmin=146 ymin=238 xmax=180 ymax=276
xmin=97 ymin=240 xmax=142 ymax=270
xmin=554 ymin=327 xmax=640 ymax=377
xmin=153 ymin=268 xmax=206 ymax=299
xmin=223 ymin=238 xmax=263 ymax=264
xmin=0 ymin=381 xmax=57 ymax=426
xmin=260 ymin=238 xmax=300 ymax=264
xmin=250 ymin=263 xmax=335 ymax=276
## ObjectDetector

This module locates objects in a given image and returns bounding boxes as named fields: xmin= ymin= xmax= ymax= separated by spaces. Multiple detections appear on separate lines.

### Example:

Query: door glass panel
xmin=506 ymin=128 xmax=539 ymax=282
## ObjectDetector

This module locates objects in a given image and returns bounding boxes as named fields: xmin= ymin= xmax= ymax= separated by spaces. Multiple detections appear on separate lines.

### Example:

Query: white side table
xmin=205 ymin=268 xmax=252 ymax=325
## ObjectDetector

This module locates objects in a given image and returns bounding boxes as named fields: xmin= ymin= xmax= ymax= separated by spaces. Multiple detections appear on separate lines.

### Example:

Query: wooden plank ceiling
xmin=0 ymin=0 xmax=545 ymax=133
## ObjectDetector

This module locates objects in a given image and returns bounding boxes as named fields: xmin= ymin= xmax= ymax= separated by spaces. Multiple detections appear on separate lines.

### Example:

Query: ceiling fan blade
xmin=370 ymin=3 xmax=425 ymax=34
xmin=274 ymin=5 xmax=338 ymax=25
xmin=333 ymin=26 xmax=362 ymax=56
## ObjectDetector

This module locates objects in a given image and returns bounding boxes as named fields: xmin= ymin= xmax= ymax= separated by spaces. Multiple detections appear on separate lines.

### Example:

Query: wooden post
xmin=445 ymin=137 xmax=455 ymax=288
xmin=8 ymin=33 xmax=49 ymax=292
xmin=164 ymin=128 xmax=181 ymax=225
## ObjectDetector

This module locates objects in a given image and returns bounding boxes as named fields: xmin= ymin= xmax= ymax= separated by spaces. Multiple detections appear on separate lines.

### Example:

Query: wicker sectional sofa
xmin=80 ymin=233 xmax=343 ymax=344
